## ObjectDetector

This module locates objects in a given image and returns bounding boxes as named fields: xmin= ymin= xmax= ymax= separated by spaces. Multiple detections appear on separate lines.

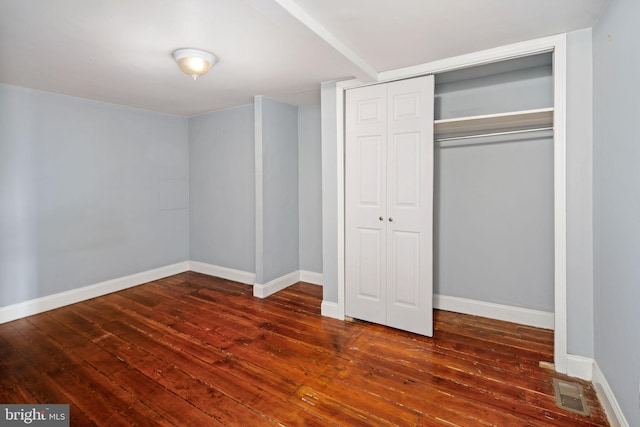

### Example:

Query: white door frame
xmin=332 ymin=34 xmax=568 ymax=374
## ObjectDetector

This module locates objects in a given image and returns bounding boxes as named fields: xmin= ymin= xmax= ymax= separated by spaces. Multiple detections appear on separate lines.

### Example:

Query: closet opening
xmin=335 ymin=35 xmax=568 ymax=373
xmin=433 ymin=52 xmax=555 ymax=364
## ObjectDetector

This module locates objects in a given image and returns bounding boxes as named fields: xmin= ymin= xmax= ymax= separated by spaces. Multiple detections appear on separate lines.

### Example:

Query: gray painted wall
xmin=435 ymin=61 xmax=553 ymax=120
xmin=255 ymin=96 xmax=299 ymax=284
xmin=298 ymin=105 xmax=323 ymax=274
xmin=434 ymin=133 xmax=554 ymax=311
xmin=434 ymin=63 xmax=554 ymax=312
xmin=0 ymin=84 xmax=189 ymax=307
xmin=190 ymin=100 xmax=318 ymax=282
xmin=566 ymin=29 xmax=594 ymax=357
xmin=593 ymin=0 xmax=640 ymax=424
xmin=320 ymin=82 xmax=339 ymax=303
xmin=188 ymin=105 xmax=256 ymax=273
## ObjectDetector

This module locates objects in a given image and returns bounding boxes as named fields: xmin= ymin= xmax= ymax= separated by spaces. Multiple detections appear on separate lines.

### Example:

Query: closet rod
xmin=435 ymin=126 xmax=553 ymax=143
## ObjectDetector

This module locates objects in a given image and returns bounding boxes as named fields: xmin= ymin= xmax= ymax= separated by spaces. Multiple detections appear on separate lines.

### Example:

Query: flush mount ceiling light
xmin=172 ymin=48 xmax=217 ymax=80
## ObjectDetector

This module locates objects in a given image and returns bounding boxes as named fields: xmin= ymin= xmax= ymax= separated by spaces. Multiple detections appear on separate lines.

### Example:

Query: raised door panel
xmin=356 ymin=136 xmax=383 ymax=208
xmin=386 ymin=76 xmax=434 ymax=337
xmin=345 ymin=227 xmax=386 ymax=323
xmin=388 ymin=230 xmax=420 ymax=307
xmin=386 ymin=228 xmax=431 ymax=335
xmin=345 ymin=84 xmax=387 ymax=323
xmin=390 ymin=132 xmax=421 ymax=208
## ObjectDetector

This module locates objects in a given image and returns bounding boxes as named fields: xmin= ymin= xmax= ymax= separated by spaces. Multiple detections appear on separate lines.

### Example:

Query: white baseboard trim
xmin=321 ymin=300 xmax=344 ymax=320
xmin=0 ymin=262 xmax=190 ymax=325
xmin=593 ymin=361 xmax=630 ymax=427
xmin=253 ymin=270 xmax=323 ymax=298
xmin=0 ymin=262 xmax=318 ymax=322
xmin=189 ymin=261 xmax=255 ymax=285
xmin=434 ymin=294 xmax=554 ymax=330
xmin=299 ymin=270 xmax=323 ymax=286
xmin=566 ymin=354 xmax=593 ymax=380
xmin=253 ymin=271 xmax=300 ymax=299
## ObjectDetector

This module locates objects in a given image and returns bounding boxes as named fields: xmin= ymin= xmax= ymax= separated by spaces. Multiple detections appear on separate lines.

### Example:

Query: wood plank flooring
xmin=0 ymin=272 xmax=609 ymax=426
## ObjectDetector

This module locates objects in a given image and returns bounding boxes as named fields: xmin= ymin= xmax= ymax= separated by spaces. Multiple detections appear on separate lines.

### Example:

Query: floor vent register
xmin=552 ymin=378 xmax=590 ymax=416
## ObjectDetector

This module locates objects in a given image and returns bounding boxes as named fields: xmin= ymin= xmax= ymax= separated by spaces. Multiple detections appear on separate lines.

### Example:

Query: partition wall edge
xmin=331 ymin=33 xmax=569 ymax=374
xmin=552 ymin=36 xmax=568 ymax=375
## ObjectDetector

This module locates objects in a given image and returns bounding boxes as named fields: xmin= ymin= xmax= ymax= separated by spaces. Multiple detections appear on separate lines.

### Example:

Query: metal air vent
xmin=552 ymin=378 xmax=590 ymax=416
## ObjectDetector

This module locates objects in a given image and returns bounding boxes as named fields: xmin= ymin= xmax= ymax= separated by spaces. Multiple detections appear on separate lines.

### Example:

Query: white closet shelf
xmin=434 ymin=107 xmax=553 ymax=137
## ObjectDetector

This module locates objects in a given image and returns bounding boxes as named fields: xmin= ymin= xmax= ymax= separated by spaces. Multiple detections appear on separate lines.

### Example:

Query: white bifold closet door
xmin=345 ymin=75 xmax=434 ymax=337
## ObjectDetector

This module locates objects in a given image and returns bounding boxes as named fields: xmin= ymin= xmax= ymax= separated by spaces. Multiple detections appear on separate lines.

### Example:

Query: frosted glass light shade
xmin=172 ymin=48 xmax=217 ymax=80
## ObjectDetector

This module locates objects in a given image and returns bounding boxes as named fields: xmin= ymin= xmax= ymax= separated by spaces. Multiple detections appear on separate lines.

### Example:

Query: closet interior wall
xmin=433 ymin=53 xmax=555 ymax=314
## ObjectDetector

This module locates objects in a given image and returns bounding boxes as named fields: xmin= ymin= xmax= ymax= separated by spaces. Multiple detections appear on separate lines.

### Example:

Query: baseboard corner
xmin=566 ymin=354 xmax=594 ymax=380
xmin=188 ymin=261 xmax=255 ymax=285
xmin=321 ymin=300 xmax=344 ymax=320
xmin=592 ymin=361 xmax=630 ymax=427
xmin=253 ymin=271 xmax=299 ymax=299
xmin=299 ymin=270 xmax=323 ymax=286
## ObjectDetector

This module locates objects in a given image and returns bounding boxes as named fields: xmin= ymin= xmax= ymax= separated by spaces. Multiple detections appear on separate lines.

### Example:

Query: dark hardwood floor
xmin=0 ymin=272 xmax=608 ymax=426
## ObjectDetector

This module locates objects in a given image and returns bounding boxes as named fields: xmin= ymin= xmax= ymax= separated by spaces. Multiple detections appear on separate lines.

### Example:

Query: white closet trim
xmin=333 ymin=33 xmax=569 ymax=374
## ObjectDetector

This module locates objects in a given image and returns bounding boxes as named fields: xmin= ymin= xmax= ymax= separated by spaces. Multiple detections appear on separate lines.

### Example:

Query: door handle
xmin=388 ymin=217 xmax=394 ymax=222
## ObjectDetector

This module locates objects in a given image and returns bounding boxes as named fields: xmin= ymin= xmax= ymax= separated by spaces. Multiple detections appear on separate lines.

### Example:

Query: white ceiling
xmin=0 ymin=0 xmax=607 ymax=116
